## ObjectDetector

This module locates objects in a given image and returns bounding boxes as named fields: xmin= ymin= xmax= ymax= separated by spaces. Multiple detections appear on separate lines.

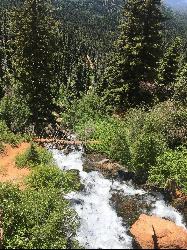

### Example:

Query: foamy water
xmin=49 ymin=146 xmax=186 ymax=249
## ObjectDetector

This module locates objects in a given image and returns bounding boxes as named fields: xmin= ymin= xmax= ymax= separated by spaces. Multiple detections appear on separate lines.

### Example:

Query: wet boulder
xmin=83 ymin=153 xmax=111 ymax=173
xmin=111 ymin=192 xmax=152 ymax=227
xmin=83 ymin=153 xmax=134 ymax=181
xmin=117 ymin=169 xmax=135 ymax=181
xmin=130 ymin=214 xmax=187 ymax=249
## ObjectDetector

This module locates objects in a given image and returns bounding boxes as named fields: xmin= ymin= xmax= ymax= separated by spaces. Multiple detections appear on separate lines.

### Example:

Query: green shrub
xmin=76 ymin=117 xmax=131 ymax=166
xmin=148 ymin=147 xmax=187 ymax=194
xmin=0 ymin=120 xmax=24 ymax=146
xmin=76 ymin=116 xmax=167 ymax=181
xmin=123 ymin=108 xmax=148 ymax=148
xmin=16 ymin=143 xmax=53 ymax=168
xmin=78 ymin=118 xmax=120 ymax=154
xmin=109 ymin=130 xmax=131 ymax=166
xmin=130 ymin=132 xmax=167 ymax=182
xmin=144 ymin=101 xmax=187 ymax=147
xmin=27 ymin=165 xmax=81 ymax=193
xmin=61 ymin=91 xmax=107 ymax=129
xmin=0 ymin=183 xmax=80 ymax=249
xmin=124 ymin=102 xmax=187 ymax=149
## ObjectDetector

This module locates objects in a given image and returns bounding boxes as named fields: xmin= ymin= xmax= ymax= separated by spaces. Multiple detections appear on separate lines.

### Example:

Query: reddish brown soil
xmin=0 ymin=143 xmax=30 ymax=187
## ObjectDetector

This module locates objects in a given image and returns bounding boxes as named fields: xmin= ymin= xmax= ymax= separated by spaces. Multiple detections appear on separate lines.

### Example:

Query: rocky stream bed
xmin=47 ymin=144 xmax=187 ymax=249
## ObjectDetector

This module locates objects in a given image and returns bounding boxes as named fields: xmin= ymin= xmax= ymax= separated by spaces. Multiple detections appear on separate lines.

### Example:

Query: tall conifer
xmin=157 ymin=37 xmax=182 ymax=101
xmin=174 ymin=63 xmax=187 ymax=106
xmin=103 ymin=0 xmax=164 ymax=109
xmin=11 ymin=0 xmax=61 ymax=128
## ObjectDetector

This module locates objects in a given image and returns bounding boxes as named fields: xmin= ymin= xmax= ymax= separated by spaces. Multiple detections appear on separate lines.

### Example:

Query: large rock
xmin=111 ymin=193 xmax=152 ymax=227
xmin=130 ymin=214 xmax=187 ymax=249
xmin=83 ymin=153 xmax=134 ymax=180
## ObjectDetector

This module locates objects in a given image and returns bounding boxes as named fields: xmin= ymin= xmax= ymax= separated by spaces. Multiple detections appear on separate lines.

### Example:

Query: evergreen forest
xmin=0 ymin=0 xmax=187 ymax=249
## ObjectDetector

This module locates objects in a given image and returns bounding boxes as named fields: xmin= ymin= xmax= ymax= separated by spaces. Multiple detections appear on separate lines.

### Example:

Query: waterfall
xmin=49 ymin=146 xmax=186 ymax=249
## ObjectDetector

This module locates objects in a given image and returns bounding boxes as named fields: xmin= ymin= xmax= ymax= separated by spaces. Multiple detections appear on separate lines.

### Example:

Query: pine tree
xmin=70 ymin=58 xmax=91 ymax=99
xmin=157 ymin=37 xmax=182 ymax=101
xmin=103 ymin=0 xmax=164 ymax=109
xmin=59 ymin=27 xmax=92 ymax=100
xmin=0 ymin=3 xmax=6 ymax=99
xmin=0 ymin=8 xmax=4 ymax=98
xmin=174 ymin=63 xmax=187 ymax=106
xmin=10 ymin=0 xmax=61 ymax=129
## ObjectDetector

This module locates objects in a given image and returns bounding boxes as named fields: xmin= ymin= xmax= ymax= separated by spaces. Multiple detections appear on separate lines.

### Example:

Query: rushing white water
xmin=51 ymin=147 xmax=83 ymax=172
xmin=152 ymin=199 xmax=186 ymax=228
xmin=49 ymin=146 xmax=186 ymax=249
xmin=68 ymin=171 xmax=133 ymax=249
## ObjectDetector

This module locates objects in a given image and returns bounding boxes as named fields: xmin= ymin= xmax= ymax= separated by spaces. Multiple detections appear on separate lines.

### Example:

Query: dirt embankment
xmin=0 ymin=143 xmax=31 ymax=187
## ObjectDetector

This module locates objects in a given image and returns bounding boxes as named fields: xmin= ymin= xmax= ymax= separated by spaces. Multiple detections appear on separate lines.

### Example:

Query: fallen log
xmin=33 ymin=138 xmax=100 ymax=145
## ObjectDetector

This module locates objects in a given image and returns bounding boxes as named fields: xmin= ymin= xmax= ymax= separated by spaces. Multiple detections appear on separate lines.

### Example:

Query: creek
xmin=49 ymin=145 xmax=186 ymax=249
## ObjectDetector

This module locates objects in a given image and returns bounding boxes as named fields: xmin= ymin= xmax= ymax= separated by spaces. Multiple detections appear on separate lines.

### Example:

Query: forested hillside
xmin=0 ymin=0 xmax=187 ymax=249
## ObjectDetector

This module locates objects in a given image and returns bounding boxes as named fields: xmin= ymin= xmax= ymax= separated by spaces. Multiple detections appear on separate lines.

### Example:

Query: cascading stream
xmin=49 ymin=146 xmax=186 ymax=249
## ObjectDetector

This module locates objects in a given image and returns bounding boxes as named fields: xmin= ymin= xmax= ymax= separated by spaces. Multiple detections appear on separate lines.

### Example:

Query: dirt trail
xmin=0 ymin=143 xmax=30 ymax=186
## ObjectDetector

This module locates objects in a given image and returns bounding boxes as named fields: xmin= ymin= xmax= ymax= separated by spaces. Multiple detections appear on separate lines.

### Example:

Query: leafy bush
xmin=144 ymin=101 xmax=187 ymax=147
xmin=130 ymin=132 xmax=167 ymax=183
xmin=61 ymin=91 xmax=107 ymax=129
xmin=27 ymin=165 xmax=81 ymax=193
xmin=76 ymin=117 xmax=131 ymax=166
xmin=124 ymin=101 xmax=187 ymax=148
xmin=148 ymin=147 xmax=187 ymax=194
xmin=0 ymin=183 xmax=80 ymax=249
xmin=123 ymin=108 xmax=146 ymax=144
xmin=110 ymin=130 xmax=131 ymax=167
xmin=0 ymin=120 xmax=24 ymax=146
xmin=15 ymin=143 xmax=53 ymax=168
xmin=76 ymin=115 xmax=167 ymax=182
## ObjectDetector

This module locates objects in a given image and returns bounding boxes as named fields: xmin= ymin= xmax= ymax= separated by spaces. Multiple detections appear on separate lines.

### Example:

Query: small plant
xmin=144 ymin=101 xmax=187 ymax=148
xmin=27 ymin=165 xmax=81 ymax=193
xmin=15 ymin=143 xmax=53 ymax=168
